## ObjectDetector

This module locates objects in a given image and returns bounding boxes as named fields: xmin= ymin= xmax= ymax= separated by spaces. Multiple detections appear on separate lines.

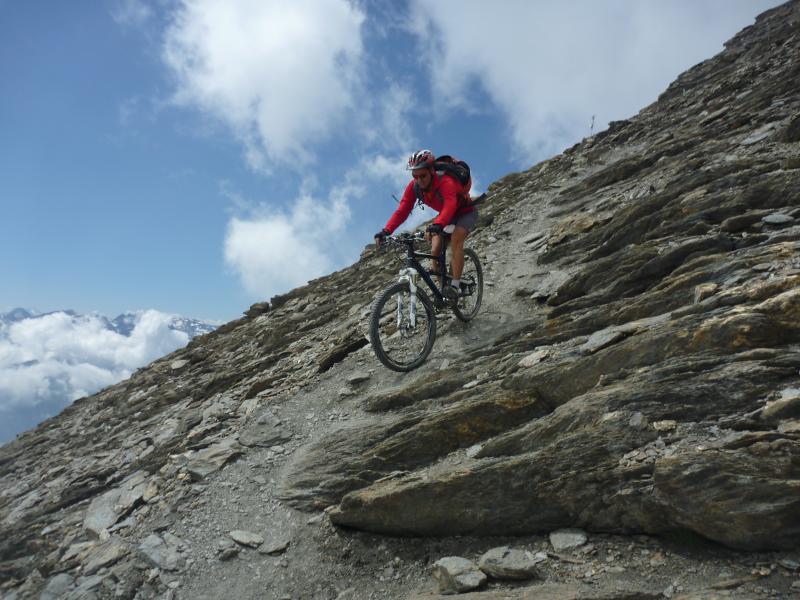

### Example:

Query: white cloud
xmin=111 ymin=0 xmax=154 ymax=28
xmin=358 ymin=82 xmax=417 ymax=153
xmin=0 ymin=311 xmax=190 ymax=440
xmin=162 ymin=0 xmax=365 ymax=170
xmin=224 ymin=192 xmax=353 ymax=299
xmin=410 ymin=0 xmax=782 ymax=163
xmin=361 ymin=152 xmax=411 ymax=191
xmin=352 ymin=152 xmax=423 ymax=231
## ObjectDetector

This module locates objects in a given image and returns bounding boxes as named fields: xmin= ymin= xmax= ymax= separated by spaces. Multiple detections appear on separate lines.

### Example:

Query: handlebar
xmin=375 ymin=231 xmax=426 ymax=257
xmin=388 ymin=231 xmax=425 ymax=244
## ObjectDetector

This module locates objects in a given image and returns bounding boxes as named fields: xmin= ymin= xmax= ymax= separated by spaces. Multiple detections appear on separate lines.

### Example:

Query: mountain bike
xmin=369 ymin=228 xmax=484 ymax=372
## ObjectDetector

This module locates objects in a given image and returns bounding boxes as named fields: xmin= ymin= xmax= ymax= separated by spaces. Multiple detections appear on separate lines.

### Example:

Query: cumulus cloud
xmin=362 ymin=152 xmax=411 ymax=191
xmin=0 ymin=311 xmax=189 ymax=442
xmin=410 ymin=0 xmax=782 ymax=163
xmin=222 ymin=149 xmax=441 ymax=301
xmin=162 ymin=0 xmax=365 ymax=170
xmin=111 ymin=0 xmax=154 ymax=28
xmin=224 ymin=191 xmax=353 ymax=299
xmin=358 ymin=82 xmax=418 ymax=153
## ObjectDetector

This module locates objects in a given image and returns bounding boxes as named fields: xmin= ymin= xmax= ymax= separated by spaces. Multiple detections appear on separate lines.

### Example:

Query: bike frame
xmin=403 ymin=236 xmax=450 ymax=299
xmin=391 ymin=234 xmax=451 ymax=330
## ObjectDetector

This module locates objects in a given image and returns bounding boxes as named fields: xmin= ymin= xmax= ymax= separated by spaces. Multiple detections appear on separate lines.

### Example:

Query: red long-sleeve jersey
xmin=383 ymin=172 xmax=474 ymax=234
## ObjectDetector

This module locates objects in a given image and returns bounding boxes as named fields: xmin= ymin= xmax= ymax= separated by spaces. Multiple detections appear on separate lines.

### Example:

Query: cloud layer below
xmin=0 ymin=311 xmax=190 ymax=443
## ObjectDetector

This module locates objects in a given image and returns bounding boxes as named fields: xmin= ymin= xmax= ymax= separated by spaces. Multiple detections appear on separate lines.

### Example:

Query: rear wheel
xmin=369 ymin=281 xmax=437 ymax=371
xmin=452 ymin=248 xmax=483 ymax=322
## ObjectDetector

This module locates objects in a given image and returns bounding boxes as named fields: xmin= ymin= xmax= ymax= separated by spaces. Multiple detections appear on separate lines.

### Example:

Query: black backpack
xmin=413 ymin=155 xmax=472 ymax=208
xmin=434 ymin=155 xmax=470 ymax=186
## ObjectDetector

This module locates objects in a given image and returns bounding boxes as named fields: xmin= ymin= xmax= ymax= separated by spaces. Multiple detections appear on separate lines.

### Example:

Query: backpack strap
xmin=413 ymin=182 xmax=425 ymax=209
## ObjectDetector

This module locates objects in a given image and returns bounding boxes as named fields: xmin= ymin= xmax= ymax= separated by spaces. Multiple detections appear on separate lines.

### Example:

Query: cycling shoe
xmin=442 ymin=285 xmax=460 ymax=301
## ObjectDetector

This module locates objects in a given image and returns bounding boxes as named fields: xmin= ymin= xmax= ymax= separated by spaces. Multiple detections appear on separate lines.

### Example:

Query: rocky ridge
xmin=2 ymin=2 xmax=800 ymax=599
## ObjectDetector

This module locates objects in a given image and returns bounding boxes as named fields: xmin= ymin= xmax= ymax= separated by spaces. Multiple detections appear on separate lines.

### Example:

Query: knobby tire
xmin=452 ymin=248 xmax=483 ymax=322
xmin=369 ymin=281 xmax=437 ymax=372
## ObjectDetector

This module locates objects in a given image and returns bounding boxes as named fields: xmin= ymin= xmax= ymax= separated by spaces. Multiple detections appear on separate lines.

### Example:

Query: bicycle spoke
xmin=369 ymin=282 xmax=436 ymax=371
xmin=452 ymin=249 xmax=483 ymax=322
xmin=380 ymin=291 xmax=428 ymax=361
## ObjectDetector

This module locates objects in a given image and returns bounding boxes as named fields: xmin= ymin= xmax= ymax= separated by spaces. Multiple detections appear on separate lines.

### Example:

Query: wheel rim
xmin=454 ymin=251 xmax=482 ymax=320
xmin=374 ymin=287 xmax=434 ymax=368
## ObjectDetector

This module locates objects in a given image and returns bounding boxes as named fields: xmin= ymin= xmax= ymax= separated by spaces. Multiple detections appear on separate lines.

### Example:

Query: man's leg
xmin=450 ymin=226 xmax=468 ymax=280
xmin=430 ymin=234 xmax=443 ymax=283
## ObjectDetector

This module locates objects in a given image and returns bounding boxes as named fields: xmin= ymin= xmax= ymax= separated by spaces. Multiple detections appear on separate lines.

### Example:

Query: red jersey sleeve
xmin=384 ymin=181 xmax=417 ymax=234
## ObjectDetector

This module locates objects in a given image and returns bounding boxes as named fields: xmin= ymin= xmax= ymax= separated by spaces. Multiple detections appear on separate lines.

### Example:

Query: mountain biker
xmin=374 ymin=149 xmax=477 ymax=300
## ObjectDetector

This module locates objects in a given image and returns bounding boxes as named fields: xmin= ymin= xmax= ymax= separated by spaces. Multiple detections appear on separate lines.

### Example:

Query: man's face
xmin=412 ymin=167 xmax=432 ymax=191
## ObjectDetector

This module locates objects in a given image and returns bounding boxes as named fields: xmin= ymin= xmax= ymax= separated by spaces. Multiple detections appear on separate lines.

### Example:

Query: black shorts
xmin=448 ymin=209 xmax=478 ymax=232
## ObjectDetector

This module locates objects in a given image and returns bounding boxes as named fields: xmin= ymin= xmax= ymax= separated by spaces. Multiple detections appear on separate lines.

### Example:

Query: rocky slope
xmin=2 ymin=2 xmax=800 ymax=599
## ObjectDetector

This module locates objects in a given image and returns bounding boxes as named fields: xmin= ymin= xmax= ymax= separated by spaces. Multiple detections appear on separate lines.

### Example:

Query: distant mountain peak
xmin=0 ymin=308 xmax=217 ymax=338
xmin=0 ymin=307 xmax=37 ymax=323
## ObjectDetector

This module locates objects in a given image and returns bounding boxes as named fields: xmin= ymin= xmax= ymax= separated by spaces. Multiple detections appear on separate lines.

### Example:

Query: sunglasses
xmin=412 ymin=170 xmax=431 ymax=180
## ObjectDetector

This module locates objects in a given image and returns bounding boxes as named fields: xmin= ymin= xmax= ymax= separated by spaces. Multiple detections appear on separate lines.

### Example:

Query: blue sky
xmin=1 ymin=0 xmax=783 ymax=323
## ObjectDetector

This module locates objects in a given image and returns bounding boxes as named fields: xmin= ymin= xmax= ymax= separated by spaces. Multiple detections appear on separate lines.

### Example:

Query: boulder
xmin=478 ymin=546 xmax=545 ymax=579
xmin=550 ymin=529 xmax=588 ymax=552
xmin=431 ymin=557 xmax=486 ymax=594
xmin=229 ymin=530 xmax=264 ymax=548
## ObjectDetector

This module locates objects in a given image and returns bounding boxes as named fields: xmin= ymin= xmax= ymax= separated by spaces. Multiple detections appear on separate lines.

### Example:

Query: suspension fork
xmin=397 ymin=268 xmax=419 ymax=328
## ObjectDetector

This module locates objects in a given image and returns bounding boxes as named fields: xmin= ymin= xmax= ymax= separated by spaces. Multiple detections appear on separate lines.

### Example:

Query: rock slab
xmin=432 ymin=556 xmax=487 ymax=594
xmin=183 ymin=437 xmax=243 ymax=480
xmin=550 ymin=529 xmax=588 ymax=552
xmin=259 ymin=534 xmax=292 ymax=555
xmin=478 ymin=546 xmax=545 ymax=580
xmin=83 ymin=471 xmax=147 ymax=537
xmin=230 ymin=530 xmax=264 ymax=548
xmin=139 ymin=533 xmax=185 ymax=571
xmin=83 ymin=537 xmax=129 ymax=575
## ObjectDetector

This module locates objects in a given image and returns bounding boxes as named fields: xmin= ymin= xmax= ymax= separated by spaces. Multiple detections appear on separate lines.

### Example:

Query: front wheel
xmin=369 ymin=281 xmax=437 ymax=371
xmin=452 ymin=248 xmax=483 ymax=322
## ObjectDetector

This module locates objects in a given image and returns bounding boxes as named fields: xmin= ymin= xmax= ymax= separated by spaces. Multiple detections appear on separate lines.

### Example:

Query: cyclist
xmin=374 ymin=149 xmax=478 ymax=300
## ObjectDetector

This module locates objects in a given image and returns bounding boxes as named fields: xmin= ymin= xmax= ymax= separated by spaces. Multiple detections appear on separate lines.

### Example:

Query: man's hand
xmin=374 ymin=229 xmax=389 ymax=248
xmin=424 ymin=223 xmax=443 ymax=242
